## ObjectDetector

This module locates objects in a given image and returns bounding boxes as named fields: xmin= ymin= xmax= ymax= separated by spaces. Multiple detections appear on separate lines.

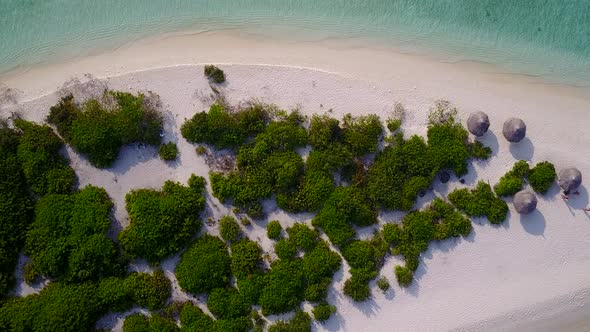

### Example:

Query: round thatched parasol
xmin=514 ymin=190 xmax=537 ymax=215
xmin=502 ymin=117 xmax=526 ymax=142
xmin=558 ymin=167 xmax=582 ymax=192
xmin=467 ymin=111 xmax=490 ymax=137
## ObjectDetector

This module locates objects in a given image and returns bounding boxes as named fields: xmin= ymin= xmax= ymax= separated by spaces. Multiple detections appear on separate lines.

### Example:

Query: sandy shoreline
xmin=1 ymin=31 xmax=590 ymax=332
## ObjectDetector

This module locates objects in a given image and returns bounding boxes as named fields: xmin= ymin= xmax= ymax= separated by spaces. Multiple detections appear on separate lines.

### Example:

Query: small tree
xmin=204 ymin=65 xmax=226 ymax=84
xmin=159 ymin=142 xmax=178 ymax=161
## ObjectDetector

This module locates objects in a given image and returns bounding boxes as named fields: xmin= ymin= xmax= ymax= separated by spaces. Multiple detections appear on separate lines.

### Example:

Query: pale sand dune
xmin=2 ymin=31 xmax=590 ymax=332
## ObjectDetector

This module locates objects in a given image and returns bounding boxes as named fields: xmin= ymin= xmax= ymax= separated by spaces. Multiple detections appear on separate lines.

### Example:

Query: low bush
xmin=266 ymin=220 xmax=283 ymax=240
xmin=286 ymin=223 xmax=320 ymax=251
xmin=343 ymin=268 xmax=376 ymax=302
xmin=207 ymin=287 xmax=251 ymax=320
xmin=258 ymin=259 xmax=305 ymax=315
xmin=25 ymin=185 xmax=125 ymax=283
xmin=14 ymin=119 xmax=76 ymax=195
xmin=341 ymin=113 xmax=383 ymax=156
xmin=275 ymin=239 xmax=297 ymax=260
xmin=268 ymin=309 xmax=312 ymax=332
xmin=47 ymin=92 xmax=163 ymax=168
xmin=119 ymin=175 xmax=206 ymax=262
xmin=494 ymin=160 xmax=529 ymax=197
xmin=125 ymin=269 xmax=171 ymax=310
xmin=312 ymin=303 xmax=336 ymax=322
xmin=449 ymin=181 xmax=508 ymax=224
xmin=468 ymin=140 xmax=492 ymax=159
xmin=376 ymin=276 xmax=390 ymax=292
xmin=395 ymin=265 xmax=413 ymax=287
xmin=176 ymin=234 xmax=231 ymax=295
xmin=179 ymin=303 xmax=216 ymax=331
xmin=219 ymin=215 xmax=243 ymax=243
xmin=529 ymin=161 xmax=556 ymax=194
xmin=204 ymin=65 xmax=226 ymax=84
xmin=123 ymin=313 xmax=179 ymax=332
xmin=230 ymin=239 xmax=263 ymax=280
xmin=159 ymin=142 xmax=179 ymax=161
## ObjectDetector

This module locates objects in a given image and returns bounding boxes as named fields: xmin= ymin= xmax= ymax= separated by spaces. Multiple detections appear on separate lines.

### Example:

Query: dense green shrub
xmin=494 ymin=160 xmax=529 ymax=197
xmin=529 ymin=161 xmax=556 ymax=194
xmin=25 ymin=185 xmax=124 ymax=282
xmin=468 ymin=140 xmax=492 ymax=159
xmin=259 ymin=259 xmax=305 ymax=315
xmin=286 ymin=223 xmax=320 ymax=251
xmin=179 ymin=303 xmax=216 ymax=331
xmin=216 ymin=316 xmax=253 ymax=332
xmin=125 ymin=269 xmax=171 ymax=310
xmin=204 ymin=65 xmax=226 ymax=84
xmin=449 ymin=181 xmax=508 ymax=224
xmin=266 ymin=220 xmax=283 ymax=240
xmin=159 ymin=142 xmax=179 ymax=161
xmin=207 ymin=287 xmax=251 ymax=319
xmin=230 ymin=239 xmax=263 ymax=279
xmin=343 ymin=268 xmax=376 ymax=301
xmin=341 ymin=113 xmax=383 ymax=156
xmin=312 ymin=186 xmax=376 ymax=246
xmin=312 ymin=303 xmax=336 ymax=322
xmin=268 ymin=310 xmax=312 ymax=332
xmin=275 ymin=239 xmax=297 ymax=260
xmin=0 ymin=123 xmax=33 ymax=299
xmin=47 ymin=92 xmax=163 ymax=168
xmin=14 ymin=119 xmax=76 ymax=195
xmin=302 ymin=241 xmax=341 ymax=302
xmin=236 ymin=274 xmax=266 ymax=305
xmin=395 ymin=265 xmax=414 ymax=287
xmin=119 ymin=175 xmax=206 ymax=262
xmin=377 ymin=276 xmax=390 ymax=292
xmin=219 ymin=215 xmax=243 ymax=243
xmin=123 ymin=313 xmax=179 ymax=332
xmin=0 ymin=282 xmax=107 ymax=332
xmin=176 ymin=234 xmax=231 ymax=295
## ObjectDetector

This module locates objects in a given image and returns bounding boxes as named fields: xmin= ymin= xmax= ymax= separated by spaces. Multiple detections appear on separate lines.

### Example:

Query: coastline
xmin=2 ymin=31 xmax=590 ymax=332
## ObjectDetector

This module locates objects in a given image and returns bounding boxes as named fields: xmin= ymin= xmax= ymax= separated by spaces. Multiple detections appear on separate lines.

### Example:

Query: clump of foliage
xmin=386 ymin=102 xmax=405 ymax=133
xmin=210 ymin=110 xmax=307 ymax=217
xmin=181 ymin=103 xmax=269 ymax=149
xmin=449 ymin=181 xmax=508 ymax=224
xmin=219 ymin=215 xmax=243 ymax=243
xmin=341 ymin=234 xmax=388 ymax=301
xmin=14 ymin=119 xmax=76 ymax=195
xmin=176 ymin=234 xmax=231 ymax=295
xmin=0 ymin=122 xmax=34 ymax=299
xmin=124 ymin=269 xmax=172 ymax=310
xmin=268 ymin=309 xmax=312 ymax=332
xmin=123 ymin=313 xmax=178 ymax=332
xmin=312 ymin=186 xmax=377 ymax=246
xmin=25 ymin=185 xmax=125 ymax=283
xmin=204 ymin=65 xmax=226 ymax=84
xmin=368 ymin=105 xmax=488 ymax=211
xmin=528 ymin=161 xmax=556 ymax=194
xmin=119 ymin=174 xmax=206 ymax=262
xmin=376 ymin=276 xmax=390 ymax=292
xmin=47 ymin=92 xmax=163 ymax=168
xmin=494 ymin=160 xmax=529 ymax=197
xmin=312 ymin=303 xmax=336 ymax=322
xmin=258 ymin=259 xmax=305 ymax=315
xmin=266 ymin=220 xmax=283 ymax=240
xmin=382 ymin=198 xmax=471 ymax=285
xmin=207 ymin=287 xmax=251 ymax=320
xmin=468 ymin=140 xmax=492 ymax=159
xmin=275 ymin=239 xmax=297 ymax=260
xmin=341 ymin=113 xmax=383 ymax=156
xmin=395 ymin=265 xmax=414 ymax=287
xmin=179 ymin=303 xmax=216 ymax=331
xmin=159 ymin=142 xmax=179 ymax=161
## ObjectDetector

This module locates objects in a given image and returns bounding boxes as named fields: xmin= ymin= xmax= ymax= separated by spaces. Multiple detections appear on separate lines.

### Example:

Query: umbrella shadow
xmin=519 ymin=209 xmax=546 ymax=236
xmin=509 ymin=137 xmax=534 ymax=161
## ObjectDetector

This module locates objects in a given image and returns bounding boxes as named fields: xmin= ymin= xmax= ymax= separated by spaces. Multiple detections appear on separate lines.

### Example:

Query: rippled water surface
xmin=1 ymin=0 xmax=589 ymax=85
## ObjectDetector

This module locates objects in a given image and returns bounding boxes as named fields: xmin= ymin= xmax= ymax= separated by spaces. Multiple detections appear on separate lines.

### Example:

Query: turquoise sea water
xmin=1 ymin=0 xmax=589 ymax=86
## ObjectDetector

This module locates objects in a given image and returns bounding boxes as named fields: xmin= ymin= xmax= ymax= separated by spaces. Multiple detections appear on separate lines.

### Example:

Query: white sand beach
xmin=1 ymin=30 xmax=590 ymax=332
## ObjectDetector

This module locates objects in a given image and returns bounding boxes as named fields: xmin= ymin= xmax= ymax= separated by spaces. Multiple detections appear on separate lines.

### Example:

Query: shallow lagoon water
xmin=1 ymin=0 xmax=589 ymax=86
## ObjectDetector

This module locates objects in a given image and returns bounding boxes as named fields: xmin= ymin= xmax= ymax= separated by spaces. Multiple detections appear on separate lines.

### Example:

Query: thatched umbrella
xmin=502 ymin=117 xmax=526 ymax=142
xmin=558 ymin=167 xmax=582 ymax=192
xmin=514 ymin=190 xmax=537 ymax=215
xmin=467 ymin=111 xmax=490 ymax=137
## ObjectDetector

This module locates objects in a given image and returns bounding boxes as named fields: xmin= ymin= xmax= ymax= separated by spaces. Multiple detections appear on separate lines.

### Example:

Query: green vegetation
xmin=268 ymin=309 xmax=312 ymax=332
xmin=14 ymin=119 xmax=76 ymax=195
xmin=377 ymin=276 xmax=390 ymax=292
xmin=341 ymin=234 xmax=388 ymax=301
xmin=266 ymin=220 xmax=283 ymax=240
xmin=449 ymin=181 xmax=509 ymax=224
xmin=159 ymin=142 xmax=179 ymax=161
xmin=219 ymin=215 xmax=243 ymax=243
xmin=176 ymin=234 xmax=231 ymax=295
xmin=382 ymin=198 xmax=472 ymax=285
xmin=312 ymin=303 xmax=336 ymax=322
xmin=0 ymin=122 xmax=34 ymax=299
xmin=395 ymin=266 xmax=414 ymax=287
xmin=25 ymin=185 xmax=125 ymax=283
xmin=47 ymin=92 xmax=163 ymax=168
xmin=119 ymin=175 xmax=206 ymax=262
xmin=494 ymin=160 xmax=529 ymax=197
xmin=207 ymin=287 xmax=251 ymax=320
xmin=528 ymin=161 xmax=556 ymax=194
xmin=123 ymin=313 xmax=178 ymax=332
xmin=204 ymin=65 xmax=226 ymax=84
